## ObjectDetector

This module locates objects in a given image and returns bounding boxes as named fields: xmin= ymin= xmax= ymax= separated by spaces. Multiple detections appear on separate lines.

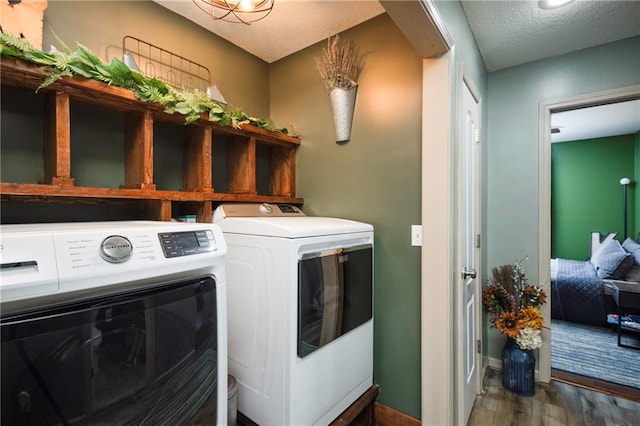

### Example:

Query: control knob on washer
xmin=100 ymin=235 xmax=133 ymax=263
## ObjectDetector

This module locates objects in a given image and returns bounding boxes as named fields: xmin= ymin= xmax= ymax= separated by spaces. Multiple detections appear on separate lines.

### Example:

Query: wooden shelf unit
xmin=0 ymin=57 xmax=302 ymax=222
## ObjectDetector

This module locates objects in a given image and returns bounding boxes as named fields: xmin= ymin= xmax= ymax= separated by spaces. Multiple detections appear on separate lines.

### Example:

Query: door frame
xmin=538 ymin=84 xmax=640 ymax=382
xmin=421 ymin=50 xmax=455 ymax=426
xmin=421 ymin=51 xmax=484 ymax=425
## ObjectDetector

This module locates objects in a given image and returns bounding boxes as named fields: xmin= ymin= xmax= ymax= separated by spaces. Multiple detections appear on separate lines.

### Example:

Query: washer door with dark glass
xmin=1 ymin=277 xmax=219 ymax=425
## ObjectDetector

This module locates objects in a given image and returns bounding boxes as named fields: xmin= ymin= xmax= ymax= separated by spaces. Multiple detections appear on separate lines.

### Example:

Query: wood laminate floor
xmin=468 ymin=369 xmax=640 ymax=425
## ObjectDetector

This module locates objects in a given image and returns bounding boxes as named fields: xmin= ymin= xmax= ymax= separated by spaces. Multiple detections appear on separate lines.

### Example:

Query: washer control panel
xmin=158 ymin=230 xmax=216 ymax=258
xmin=0 ymin=222 xmax=226 ymax=306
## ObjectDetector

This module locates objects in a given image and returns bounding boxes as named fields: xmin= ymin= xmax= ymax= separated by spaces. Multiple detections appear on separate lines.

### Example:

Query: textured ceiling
xmin=152 ymin=0 xmax=385 ymax=63
xmin=460 ymin=0 xmax=640 ymax=72
xmin=461 ymin=0 xmax=640 ymax=142
xmin=153 ymin=0 xmax=639 ymax=140
xmin=154 ymin=1 xmax=640 ymax=70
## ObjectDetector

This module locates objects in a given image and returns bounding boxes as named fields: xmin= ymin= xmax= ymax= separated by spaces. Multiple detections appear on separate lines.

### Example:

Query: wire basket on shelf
xmin=122 ymin=35 xmax=211 ymax=92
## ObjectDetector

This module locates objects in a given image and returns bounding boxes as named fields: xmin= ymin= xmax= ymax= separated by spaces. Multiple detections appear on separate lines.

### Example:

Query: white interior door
xmin=459 ymin=78 xmax=481 ymax=424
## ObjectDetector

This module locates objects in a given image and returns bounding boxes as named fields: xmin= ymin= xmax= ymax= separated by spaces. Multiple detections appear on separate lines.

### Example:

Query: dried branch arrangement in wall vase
xmin=315 ymin=35 xmax=364 ymax=144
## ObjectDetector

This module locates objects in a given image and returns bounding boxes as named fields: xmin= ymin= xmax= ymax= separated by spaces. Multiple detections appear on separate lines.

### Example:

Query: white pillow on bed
xmin=590 ymin=239 xmax=634 ymax=279
xmin=622 ymin=238 xmax=640 ymax=264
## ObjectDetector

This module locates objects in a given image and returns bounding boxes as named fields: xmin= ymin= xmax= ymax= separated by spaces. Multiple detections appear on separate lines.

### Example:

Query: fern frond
xmin=134 ymin=84 xmax=174 ymax=105
xmin=37 ymin=68 xmax=73 ymax=91
xmin=0 ymin=31 xmax=36 ymax=56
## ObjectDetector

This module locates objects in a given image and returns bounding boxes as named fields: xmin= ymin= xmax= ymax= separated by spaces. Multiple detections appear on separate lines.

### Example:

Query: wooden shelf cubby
xmin=0 ymin=57 xmax=302 ymax=223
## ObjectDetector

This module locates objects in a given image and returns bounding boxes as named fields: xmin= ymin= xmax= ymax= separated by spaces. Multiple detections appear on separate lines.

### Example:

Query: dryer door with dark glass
xmin=297 ymin=245 xmax=373 ymax=357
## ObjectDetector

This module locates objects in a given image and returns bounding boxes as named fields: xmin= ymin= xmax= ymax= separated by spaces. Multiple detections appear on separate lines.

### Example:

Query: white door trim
xmin=538 ymin=84 xmax=640 ymax=383
xmin=421 ymin=50 xmax=454 ymax=426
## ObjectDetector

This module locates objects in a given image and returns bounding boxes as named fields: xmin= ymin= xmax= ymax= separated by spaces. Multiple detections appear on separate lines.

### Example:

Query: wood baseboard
xmin=551 ymin=368 xmax=640 ymax=402
xmin=375 ymin=402 xmax=421 ymax=426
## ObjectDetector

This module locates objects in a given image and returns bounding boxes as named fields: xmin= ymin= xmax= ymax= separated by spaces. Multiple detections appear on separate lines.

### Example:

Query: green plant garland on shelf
xmin=0 ymin=31 xmax=288 ymax=134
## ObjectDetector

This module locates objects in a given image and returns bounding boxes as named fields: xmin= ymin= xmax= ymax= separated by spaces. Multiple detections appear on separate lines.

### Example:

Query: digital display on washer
xmin=158 ymin=230 xmax=215 ymax=258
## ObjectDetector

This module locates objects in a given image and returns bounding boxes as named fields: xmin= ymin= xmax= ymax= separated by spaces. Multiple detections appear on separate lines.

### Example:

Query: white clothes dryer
xmin=213 ymin=203 xmax=374 ymax=426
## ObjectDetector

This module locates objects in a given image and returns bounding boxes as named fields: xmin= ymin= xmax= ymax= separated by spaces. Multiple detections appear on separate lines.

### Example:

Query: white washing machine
xmin=213 ymin=203 xmax=374 ymax=426
xmin=0 ymin=221 xmax=228 ymax=425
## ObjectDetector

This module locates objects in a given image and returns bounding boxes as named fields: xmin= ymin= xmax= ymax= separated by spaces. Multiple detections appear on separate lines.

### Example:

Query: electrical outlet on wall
xmin=411 ymin=225 xmax=422 ymax=247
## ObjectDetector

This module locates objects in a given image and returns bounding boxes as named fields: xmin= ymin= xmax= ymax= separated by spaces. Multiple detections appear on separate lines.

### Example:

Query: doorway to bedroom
xmin=545 ymin=91 xmax=640 ymax=399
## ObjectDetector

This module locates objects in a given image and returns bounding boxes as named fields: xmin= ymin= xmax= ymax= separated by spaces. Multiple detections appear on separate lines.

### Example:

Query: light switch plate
xmin=411 ymin=225 xmax=422 ymax=247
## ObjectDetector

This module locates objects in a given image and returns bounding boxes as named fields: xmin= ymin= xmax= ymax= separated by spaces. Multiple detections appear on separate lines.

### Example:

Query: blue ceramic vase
xmin=501 ymin=338 xmax=536 ymax=396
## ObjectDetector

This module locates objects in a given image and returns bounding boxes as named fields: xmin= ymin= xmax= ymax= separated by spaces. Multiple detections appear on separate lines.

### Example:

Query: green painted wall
xmin=551 ymin=135 xmax=635 ymax=260
xmin=486 ymin=36 xmax=640 ymax=360
xmin=270 ymin=15 xmax=423 ymax=417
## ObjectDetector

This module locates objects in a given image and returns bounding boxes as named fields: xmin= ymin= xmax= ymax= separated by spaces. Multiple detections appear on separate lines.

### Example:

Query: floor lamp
xmin=620 ymin=177 xmax=630 ymax=240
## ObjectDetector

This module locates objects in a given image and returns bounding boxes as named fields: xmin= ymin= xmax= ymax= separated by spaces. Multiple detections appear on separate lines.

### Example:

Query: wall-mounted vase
xmin=329 ymin=85 xmax=358 ymax=143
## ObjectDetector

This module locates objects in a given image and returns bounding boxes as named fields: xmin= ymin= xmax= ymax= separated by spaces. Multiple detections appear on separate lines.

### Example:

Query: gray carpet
xmin=551 ymin=320 xmax=640 ymax=389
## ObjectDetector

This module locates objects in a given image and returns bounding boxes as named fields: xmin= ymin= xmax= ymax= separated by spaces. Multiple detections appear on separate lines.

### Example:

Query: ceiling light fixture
xmin=538 ymin=0 xmax=575 ymax=10
xmin=193 ymin=0 xmax=274 ymax=25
